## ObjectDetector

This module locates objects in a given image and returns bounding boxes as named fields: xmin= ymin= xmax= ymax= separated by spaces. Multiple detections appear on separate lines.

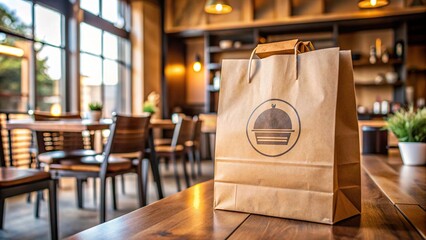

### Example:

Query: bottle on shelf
xmin=394 ymin=40 xmax=404 ymax=59
xmin=375 ymin=38 xmax=382 ymax=59
xmin=381 ymin=47 xmax=389 ymax=63
xmin=373 ymin=97 xmax=381 ymax=115
xmin=369 ymin=45 xmax=377 ymax=64
xmin=213 ymin=71 xmax=221 ymax=90
xmin=381 ymin=100 xmax=389 ymax=115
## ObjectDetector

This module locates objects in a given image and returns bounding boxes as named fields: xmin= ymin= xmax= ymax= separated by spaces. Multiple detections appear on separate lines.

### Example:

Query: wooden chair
xmin=1 ymin=111 xmax=38 ymax=204
xmin=33 ymin=112 xmax=97 ymax=208
xmin=47 ymin=114 xmax=151 ymax=223
xmin=156 ymin=117 xmax=192 ymax=192
xmin=33 ymin=112 xmax=96 ymax=166
xmin=185 ymin=116 xmax=203 ymax=179
xmin=0 ymin=124 xmax=58 ymax=240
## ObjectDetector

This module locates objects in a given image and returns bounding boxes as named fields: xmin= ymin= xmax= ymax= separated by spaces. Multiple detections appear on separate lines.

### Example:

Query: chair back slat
xmin=106 ymin=115 xmax=150 ymax=154
xmin=0 ymin=119 xmax=5 ymax=167
xmin=0 ymin=112 xmax=35 ymax=168
xmin=34 ymin=112 xmax=90 ymax=153
xmin=171 ymin=118 xmax=193 ymax=147
xmin=191 ymin=116 xmax=203 ymax=144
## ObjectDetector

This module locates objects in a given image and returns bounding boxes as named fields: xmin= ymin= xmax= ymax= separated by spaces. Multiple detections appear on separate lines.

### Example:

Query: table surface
xmin=68 ymin=155 xmax=424 ymax=240
xmin=4 ymin=118 xmax=172 ymax=200
xmin=362 ymin=150 xmax=426 ymax=239
xmin=5 ymin=118 xmax=175 ymax=131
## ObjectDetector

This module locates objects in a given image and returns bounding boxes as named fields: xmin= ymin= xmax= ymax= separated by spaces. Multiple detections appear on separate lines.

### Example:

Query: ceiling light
xmin=205 ymin=0 xmax=232 ymax=14
xmin=358 ymin=0 xmax=390 ymax=9
xmin=193 ymin=55 xmax=202 ymax=72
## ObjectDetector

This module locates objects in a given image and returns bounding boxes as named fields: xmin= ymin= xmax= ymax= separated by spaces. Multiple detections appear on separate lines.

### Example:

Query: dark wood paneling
xmin=164 ymin=38 xmax=186 ymax=118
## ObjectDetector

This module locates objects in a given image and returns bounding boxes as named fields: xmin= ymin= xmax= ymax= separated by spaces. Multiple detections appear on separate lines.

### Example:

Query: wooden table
xmin=362 ymin=150 xmax=426 ymax=238
xmin=150 ymin=119 xmax=175 ymax=130
xmin=68 ymin=157 xmax=424 ymax=240
xmin=4 ymin=118 xmax=177 ymax=200
xmin=5 ymin=118 xmax=175 ymax=131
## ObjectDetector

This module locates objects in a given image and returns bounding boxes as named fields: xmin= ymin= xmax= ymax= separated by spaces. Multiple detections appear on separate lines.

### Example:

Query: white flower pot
xmin=89 ymin=111 xmax=102 ymax=122
xmin=398 ymin=142 xmax=426 ymax=166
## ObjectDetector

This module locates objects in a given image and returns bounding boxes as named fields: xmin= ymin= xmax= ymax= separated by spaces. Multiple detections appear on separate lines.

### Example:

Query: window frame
xmin=78 ymin=0 xmax=132 ymax=115
xmin=0 ymin=0 xmax=132 ymax=114
xmin=0 ymin=0 xmax=67 ymax=111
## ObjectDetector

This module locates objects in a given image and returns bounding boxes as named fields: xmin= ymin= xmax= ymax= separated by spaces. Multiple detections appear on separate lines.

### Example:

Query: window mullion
xmin=30 ymin=2 xmax=36 ymax=110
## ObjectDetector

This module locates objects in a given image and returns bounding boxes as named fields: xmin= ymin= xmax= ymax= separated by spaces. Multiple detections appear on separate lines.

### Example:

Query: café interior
xmin=0 ymin=0 xmax=425 ymax=239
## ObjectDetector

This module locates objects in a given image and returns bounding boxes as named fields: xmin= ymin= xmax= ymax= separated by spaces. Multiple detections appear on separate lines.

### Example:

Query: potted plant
xmin=386 ymin=107 xmax=426 ymax=165
xmin=88 ymin=102 xmax=103 ymax=122
xmin=143 ymin=102 xmax=156 ymax=114
xmin=143 ymin=91 xmax=160 ymax=116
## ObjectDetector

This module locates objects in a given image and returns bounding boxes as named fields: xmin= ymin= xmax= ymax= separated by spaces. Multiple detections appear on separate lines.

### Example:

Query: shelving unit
xmin=355 ymin=81 xmax=403 ymax=87
xmin=208 ymin=44 xmax=256 ymax=53
xmin=204 ymin=29 xmax=259 ymax=112
xmin=202 ymin=24 xmax=409 ymax=113
xmin=163 ymin=1 xmax=426 ymax=116
xmin=352 ymin=58 xmax=403 ymax=67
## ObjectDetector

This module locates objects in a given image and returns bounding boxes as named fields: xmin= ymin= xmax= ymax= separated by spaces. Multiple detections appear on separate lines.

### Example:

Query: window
xmin=0 ymin=0 xmax=131 ymax=115
xmin=79 ymin=23 xmax=131 ymax=118
xmin=80 ymin=0 xmax=130 ymax=31
xmin=0 ymin=0 xmax=65 ymax=112
xmin=0 ymin=34 xmax=30 ymax=111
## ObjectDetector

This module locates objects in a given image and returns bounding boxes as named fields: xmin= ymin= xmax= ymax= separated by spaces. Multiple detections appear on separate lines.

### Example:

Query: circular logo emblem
xmin=246 ymin=99 xmax=301 ymax=157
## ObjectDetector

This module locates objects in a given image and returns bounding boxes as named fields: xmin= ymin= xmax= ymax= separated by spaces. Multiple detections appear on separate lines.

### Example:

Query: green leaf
xmin=386 ymin=106 xmax=426 ymax=143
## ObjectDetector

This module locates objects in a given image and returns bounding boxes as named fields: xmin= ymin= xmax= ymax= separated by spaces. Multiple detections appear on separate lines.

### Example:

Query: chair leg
xmin=48 ymin=180 xmax=58 ymax=240
xmin=142 ymin=159 xmax=149 ymax=200
xmin=92 ymin=177 xmax=97 ymax=205
xmin=181 ymin=154 xmax=190 ymax=188
xmin=35 ymin=191 xmax=42 ymax=218
xmin=121 ymin=174 xmax=126 ymax=195
xmin=26 ymin=193 xmax=32 ymax=203
xmin=171 ymin=154 xmax=181 ymax=192
xmin=76 ymin=178 xmax=84 ymax=209
xmin=149 ymin=153 xmax=164 ymax=200
xmin=187 ymin=148 xmax=196 ymax=180
xmin=137 ymin=159 xmax=148 ymax=207
xmin=195 ymin=147 xmax=202 ymax=177
xmin=100 ymin=177 xmax=107 ymax=223
xmin=111 ymin=176 xmax=117 ymax=210
xmin=0 ymin=198 xmax=4 ymax=229
xmin=164 ymin=157 xmax=169 ymax=171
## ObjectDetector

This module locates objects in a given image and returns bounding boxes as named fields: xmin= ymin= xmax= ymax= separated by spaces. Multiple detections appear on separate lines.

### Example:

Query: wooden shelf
xmin=408 ymin=68 xmax=426 ymax=74
xmin=166 ymin=7 xmax=426 ymax=35
xmin=207 ymin=63 xmax=221 ymax=70
xmin=353 ymin=58 xmax=403 ymax=67
xmin=358 ymin=113 xmax=388 ymax=120
xmin=208 ymin=44 xmax=256 ymax=53
xmin=355 ymin=81 xmax=403 ymax=87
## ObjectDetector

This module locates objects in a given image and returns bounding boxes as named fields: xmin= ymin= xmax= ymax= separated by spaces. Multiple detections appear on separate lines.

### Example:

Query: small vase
xmin=89 ymin=110 xmax=102 ymax=122
xmin=398 ymin=142 xmax=426 ymax=166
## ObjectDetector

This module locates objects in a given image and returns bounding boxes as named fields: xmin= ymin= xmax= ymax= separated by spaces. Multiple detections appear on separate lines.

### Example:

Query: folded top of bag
xmin=255 ymin=39 xmax=315 ymax=59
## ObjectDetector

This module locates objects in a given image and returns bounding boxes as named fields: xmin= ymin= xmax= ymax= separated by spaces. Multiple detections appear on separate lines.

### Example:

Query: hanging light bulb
xmin=205 ymin=0 xmax=232 ymax=14
xmin=358 ymin=0 xmax=390 ymax=9
xmin=50 ymin=103 xmax=61 ymax=116
xmin=193 ymin=54 xmax=202 ymax=72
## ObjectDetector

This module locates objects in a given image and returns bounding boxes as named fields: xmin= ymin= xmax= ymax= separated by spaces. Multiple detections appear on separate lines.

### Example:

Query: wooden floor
xmin=0 ymin=160 xmax=214 ymax=240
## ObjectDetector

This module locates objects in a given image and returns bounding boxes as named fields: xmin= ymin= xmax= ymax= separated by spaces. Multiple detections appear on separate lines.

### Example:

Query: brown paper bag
xmin=213 ymin=39 xmax=361 ymax=224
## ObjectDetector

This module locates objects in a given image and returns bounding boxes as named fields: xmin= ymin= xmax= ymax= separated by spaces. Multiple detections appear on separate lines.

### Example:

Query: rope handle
xmin=248 ymin=40 xmax=314 ymax=83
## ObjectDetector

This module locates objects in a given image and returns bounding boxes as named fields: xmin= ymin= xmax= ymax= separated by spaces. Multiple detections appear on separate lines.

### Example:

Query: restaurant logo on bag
xmin=246 ymin=99 xmax=301 ymax=157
